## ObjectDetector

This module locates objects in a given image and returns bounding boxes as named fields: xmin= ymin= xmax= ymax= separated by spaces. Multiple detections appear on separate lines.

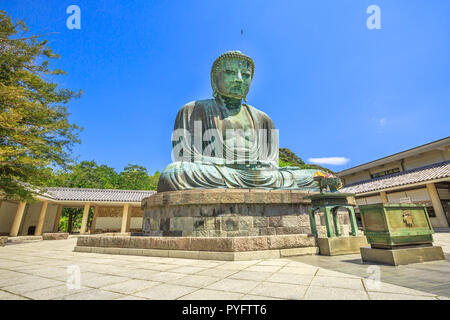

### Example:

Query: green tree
xmin=119 ymin=164 xmax=150 ymax=190
xmin=148 ymin=170 xmax=161 ymax=190
xmin=64 ymin=160 xmax=119 ymax=189
xmin=0 ymin=11 xmax=81 ymax=200
xmin=278 ymin=148 xmax=335 ymax=174
xmin=279 ymin=148 xmax=306 ymax=167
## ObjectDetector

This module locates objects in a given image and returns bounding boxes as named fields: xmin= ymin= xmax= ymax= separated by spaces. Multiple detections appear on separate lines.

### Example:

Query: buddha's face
xmin=214 ymin=58 xmax=253 ymax=100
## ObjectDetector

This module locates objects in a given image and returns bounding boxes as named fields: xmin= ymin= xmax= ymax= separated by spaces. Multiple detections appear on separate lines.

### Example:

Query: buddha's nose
xmin=236 ymin=70 xmax=243 ymax=82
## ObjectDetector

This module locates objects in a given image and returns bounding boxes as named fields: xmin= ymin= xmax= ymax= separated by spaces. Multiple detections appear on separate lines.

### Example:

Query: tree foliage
xmin=43 ymin=160 xmax=160 ymax=191
xmin=0 ymin=11 xmax=81 ymax=200
xmin=278 ymin=148 xmax=335 ymax=174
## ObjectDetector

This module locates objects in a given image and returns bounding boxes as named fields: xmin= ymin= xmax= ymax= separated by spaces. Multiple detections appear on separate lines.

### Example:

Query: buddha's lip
xmin=231 ymin=84 xmax=244 ymax=90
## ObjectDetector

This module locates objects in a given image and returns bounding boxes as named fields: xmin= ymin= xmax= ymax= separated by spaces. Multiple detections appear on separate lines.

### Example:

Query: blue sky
xmin=2 ymin=0 xmax=449 ymax=173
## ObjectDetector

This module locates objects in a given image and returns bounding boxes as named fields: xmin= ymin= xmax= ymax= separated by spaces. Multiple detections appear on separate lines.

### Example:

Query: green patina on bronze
xmin=359 ymin=203 xmax=435 ymax=249
xmin=157 ymin=51 xmax=342 ymax=192
xmin=307 ymin=192 xmax=359 ymax=238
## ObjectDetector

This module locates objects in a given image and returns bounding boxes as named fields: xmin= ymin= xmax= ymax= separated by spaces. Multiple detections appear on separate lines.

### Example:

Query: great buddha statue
xmin=157 ymin=51 xmax=341 ymax=192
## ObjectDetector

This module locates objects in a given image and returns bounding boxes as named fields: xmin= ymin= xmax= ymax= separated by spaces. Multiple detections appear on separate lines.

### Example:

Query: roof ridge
xmin=45 ymin=187 xmax=156 ymax=193
xmin=343 ymin=160 xmax=450 ymax=188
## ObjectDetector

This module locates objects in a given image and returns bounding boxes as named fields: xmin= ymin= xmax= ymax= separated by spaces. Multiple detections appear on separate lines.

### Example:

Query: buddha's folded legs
xmin=157 ymin=162 xmax=320 ymax=192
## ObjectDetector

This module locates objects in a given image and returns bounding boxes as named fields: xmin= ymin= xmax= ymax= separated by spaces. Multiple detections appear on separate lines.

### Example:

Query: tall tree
xmin=64 ymin=160 xmax=119 ymax=189
xmin=279 ymin=148 xmax=335 ymax=174
xmin=0 ymin=11 xmax=81 ymax=200
xmin=119 ymin=164 xmax=150 ymax=190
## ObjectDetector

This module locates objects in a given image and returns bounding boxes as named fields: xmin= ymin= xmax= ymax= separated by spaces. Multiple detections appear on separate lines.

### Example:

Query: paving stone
xmin=196 ymin=268 xmax=238 ymax=278
xmin=229 ymin=271 xmax=273 ymax=281
xmin=0 ymin=290 xmax=28 ymax=300
xmin=83 ymin=275 xmax=129 ymax=288
xmin=0 ymin=273 xmax=42 ymax=288
xmin=278 ymin=266 xmax=318 ymax=276
xmin=119 ymin=268 xmax=161 ymax=280
xmin=169 ymin=266 xmax=206 ymax=274
xmin=304 ymin=286 xmax=368 ymax=300
xmin=144 ymin=271 xmax=187 ymax=282
xmin=206 ymin=278 xmax=260 ymax=294
xmin=2 ymin=278 xmax=63 ymax=295
xmin=240 ymin=294 xmax=281 ymax=300
xmin=256 ymin=259 xmax=290 ymax=266
xmin=178 ymin=289 xmax=243 ymax=300
xmin=101 ymin=279 xmax=160 ymax=294
xmin=368 ymin=292 xmax=437 ymax=300
xmin=143 ymin=264 xmax=179 ymax=271
xmin=58 ymin=289 xmax=126 ymax=300
xmin=362 ymin=279 xmax=436 ymax=297
xmin=250 ymin=282 xmax=307 ymax=300
xmin=265 ymin=273 xmax=314 ymax=286
xmin=245 ymin=265 xmax=282 ymax=273
xmin=310 ymin=276 xmax=365 ymax=290
xmin=22 ymin=285 xmax=91 ymax=300
xmin=1 ymin=236 xmax=449 ymax=300
xmin=315 ymin=268 xmax=360 ymax=278
xmin=134 ymin=283 xmax=197 ymax=300
xmin=168 ymin=275 xmax=219 ymax=288
xmin=114 ymin=295 xmax=148 ymax=300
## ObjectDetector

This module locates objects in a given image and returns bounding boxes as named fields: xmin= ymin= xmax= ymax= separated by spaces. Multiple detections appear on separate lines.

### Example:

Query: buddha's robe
xmin=157 ymin=99 xmax=319 ymax=192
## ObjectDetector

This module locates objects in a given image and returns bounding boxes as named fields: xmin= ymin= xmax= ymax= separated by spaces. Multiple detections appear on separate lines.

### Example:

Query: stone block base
xmin=74 ymin=234 xmax=318 ymax=261
xmin=74 ymin=245 xmax=318 ymax=261
xmin=318 ymin=236 xmax=369 ymax=256
xmin=141 ymin=189 xmax=354 ymax=237
xmin=0 ymin=236 xmax=7 ymax=247
xmin=360 ymin=246 xmax=445 ymax=266
xmin=42 ymin=233 xmax=69 ymax=240
xmin=7 ymin=236 xmax=42 ymax=243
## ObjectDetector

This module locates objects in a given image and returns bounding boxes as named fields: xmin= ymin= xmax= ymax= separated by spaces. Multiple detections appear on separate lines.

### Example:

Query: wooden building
xmin=0 ymin=188 xmax=155 ymax=237
xmin=338 ymin=137 xmax=450 ymax=228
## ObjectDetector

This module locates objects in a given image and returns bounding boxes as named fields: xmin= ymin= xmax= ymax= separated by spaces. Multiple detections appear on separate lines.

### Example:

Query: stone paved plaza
xmin=0 ymin=233 xmax=449 ymax=300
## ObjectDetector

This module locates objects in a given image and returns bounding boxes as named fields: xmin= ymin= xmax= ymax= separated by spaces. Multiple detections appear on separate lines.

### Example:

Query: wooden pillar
xmin=53 ymin=205 xmax=63 ymax=232
xmin=426 ymin=183 xmax=449 ymax=228
xmin=35 ymin=201 xmax=49 ymax=236
xmin=80 ymin=203 xmax=91 ymax=234
xmin=91 ymin=206 xmax=98 ymax=234
xmin=10 ymin=202 xmax=26 ymax=237
xmin=68 ymin=210 xmax=73 ymax=234
xmin=121 ymin=204 xmax=131 ymax=233
xmin=380 ymin=191 xmax=388 ymax=204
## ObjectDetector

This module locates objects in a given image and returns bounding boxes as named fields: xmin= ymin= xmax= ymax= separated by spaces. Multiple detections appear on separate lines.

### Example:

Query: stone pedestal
xmin=360 ymin=245 xmax=445 ymax=266
xmin=42 ymin=233 xmax=69 ymax=240
xmin=74 ymin=234 xmax=319 ymax=261
xmin=318 ymin=236 xmax=369 ymax=256
xmin=141 ymin=189 xmax=321 ymax=237
xmin=0 ymin=236 xmax=7 ymax=247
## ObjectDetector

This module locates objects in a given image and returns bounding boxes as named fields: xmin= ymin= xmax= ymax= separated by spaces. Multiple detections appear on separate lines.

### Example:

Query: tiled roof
xmin=42 ymin=187 xmax=156 ymax=202
xmin=340 ymin=160 xmax=450 ymax=194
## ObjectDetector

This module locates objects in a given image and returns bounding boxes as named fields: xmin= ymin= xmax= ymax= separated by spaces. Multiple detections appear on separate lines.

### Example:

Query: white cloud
xmin=379 ymin=118 xmax=386 ymax=126
xmin=308 ymin=157 xmax=350 ymax=166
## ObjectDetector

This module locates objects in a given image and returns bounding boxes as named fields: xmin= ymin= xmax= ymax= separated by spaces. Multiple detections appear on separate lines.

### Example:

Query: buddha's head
xmin=211 ymin=51 xmax=254 ymax=102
